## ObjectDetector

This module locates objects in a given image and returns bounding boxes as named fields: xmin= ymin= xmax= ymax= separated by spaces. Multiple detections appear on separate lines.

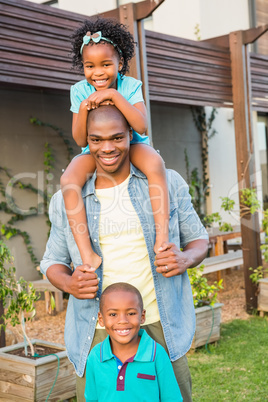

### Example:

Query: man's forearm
xmin=46 ymin=264 xmax=73 ymax=293
xmin=183 ymin=239 xmax=209 ymax=269
xmin=45 ymin=263 xmax=99 ymax=299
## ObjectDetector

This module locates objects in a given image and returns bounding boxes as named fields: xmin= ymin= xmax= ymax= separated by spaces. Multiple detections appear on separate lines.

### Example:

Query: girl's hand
xmin=85 ymin=89 xmax=116 ymax=110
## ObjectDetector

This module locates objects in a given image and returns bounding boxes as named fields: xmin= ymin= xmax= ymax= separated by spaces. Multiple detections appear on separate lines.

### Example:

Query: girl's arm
xmin=85 ymin=89 xmax=148 ymax=134
xmin=130 ymin=144 xmax=169 ymax=253
xmin=72 ymin=99 xmax=90 ymax=147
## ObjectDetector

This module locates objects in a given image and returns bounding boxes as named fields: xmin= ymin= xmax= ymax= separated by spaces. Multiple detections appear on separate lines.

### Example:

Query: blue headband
xmin=80 ymin=31 xmax=122 ymax=56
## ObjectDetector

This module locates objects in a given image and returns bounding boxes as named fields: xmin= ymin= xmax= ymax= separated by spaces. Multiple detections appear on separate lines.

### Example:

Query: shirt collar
xmin=100 ymin=329 xmax=156 ymax=363
xmin=81 ymin=163 xmax=146 ymax=198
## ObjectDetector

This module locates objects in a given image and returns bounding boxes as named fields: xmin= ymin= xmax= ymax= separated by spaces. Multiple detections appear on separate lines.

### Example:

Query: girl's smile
xmin=82 ymin=43 xmax=123 ymax=91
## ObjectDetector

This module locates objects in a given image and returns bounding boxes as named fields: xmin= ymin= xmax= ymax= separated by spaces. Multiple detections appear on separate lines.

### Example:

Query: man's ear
xmin=129 ymin=127 xmax=133 ymax=142
xmin=98 ymin=311 xmax=105 ymax=327
xmin=140 ymin=309 xmax=146 ymax=325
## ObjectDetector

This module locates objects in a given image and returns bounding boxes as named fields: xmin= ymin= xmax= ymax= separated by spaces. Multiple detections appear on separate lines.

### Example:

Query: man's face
xmin=87 ymin=111 xmax=132 ymax=185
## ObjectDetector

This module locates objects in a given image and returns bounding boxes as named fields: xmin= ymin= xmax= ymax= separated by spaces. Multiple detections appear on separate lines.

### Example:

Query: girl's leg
xmin=60 ymin=155 xmax=102 ymax=269
xmin=130 ymin=144 xmax=170 ymax=253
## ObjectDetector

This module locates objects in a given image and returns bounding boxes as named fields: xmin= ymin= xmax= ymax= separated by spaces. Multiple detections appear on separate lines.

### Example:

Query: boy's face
xmin=98 ymin=290 xmax=146 ymax=351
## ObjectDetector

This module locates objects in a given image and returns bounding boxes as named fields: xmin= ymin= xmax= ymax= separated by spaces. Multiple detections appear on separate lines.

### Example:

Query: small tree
xmin=0 ymin=240 xmax=39 ymax=355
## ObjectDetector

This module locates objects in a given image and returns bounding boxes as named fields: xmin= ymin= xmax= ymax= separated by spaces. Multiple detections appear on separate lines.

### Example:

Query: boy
xmin=84 ymin=282 xmax=183 ymax=401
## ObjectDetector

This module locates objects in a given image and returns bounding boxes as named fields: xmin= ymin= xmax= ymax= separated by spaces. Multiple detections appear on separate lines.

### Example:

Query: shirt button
xmin=96 ymin=297 xmax=99 ymax=301
xmin=118 ymin=365 xmax=122 ymax=370
xmin=93 ymin=239 xmax=97 ymax=243
xmin=88 ymin=336 xmax=91 ymax=340
xmin=119 ymin=376 xmax=123 ymax=380
xmin=94 ymin=216 xmax=97 ymax=219
xmin=92 ymin=317 xmax=95 ymax=321
xmin=94 ymin=198 xmax=98 ymax=202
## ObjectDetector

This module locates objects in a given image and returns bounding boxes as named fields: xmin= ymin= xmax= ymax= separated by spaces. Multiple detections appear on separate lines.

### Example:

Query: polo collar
xmin=81 ymin=164 xmax=146 ymax=199
xmin=100 ymin=329 xmax=156 ymax=363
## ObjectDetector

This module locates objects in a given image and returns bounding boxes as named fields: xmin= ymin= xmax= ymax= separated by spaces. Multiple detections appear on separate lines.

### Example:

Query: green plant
xmin=249 ymin=265 xmax=268 ymax=284
xmin=188 ymin=265 xmax=223 ymax=308
xmin=0 ymin=240 xmax=39 ymax=355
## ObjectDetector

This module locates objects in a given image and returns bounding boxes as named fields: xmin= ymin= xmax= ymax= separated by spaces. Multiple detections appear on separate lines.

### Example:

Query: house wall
xmin=150 ymin=103 xmax=202 ymax=178
xmin=0 ymin=88 xmax=78 ymax=280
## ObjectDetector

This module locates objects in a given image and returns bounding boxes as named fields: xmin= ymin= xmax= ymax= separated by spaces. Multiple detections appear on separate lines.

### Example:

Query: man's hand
xmin=65 ymin=265 xmax=99 ymax=299
xmin=154 ymin=239 xmax=209 ymax=278
xmin=154 ymin=243 xmax=189 ymax=277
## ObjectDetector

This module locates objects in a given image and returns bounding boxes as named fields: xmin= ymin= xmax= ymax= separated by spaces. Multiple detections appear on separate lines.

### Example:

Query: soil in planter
xmin=7 ymin=345 xmax=62 ymax=360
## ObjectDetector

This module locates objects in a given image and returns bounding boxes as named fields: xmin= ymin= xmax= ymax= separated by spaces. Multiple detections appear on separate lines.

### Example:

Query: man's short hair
xmin=87 ymin=105 xmax=130 ymax=132
xmin=99 ymin=282 xmax=144 ymax=313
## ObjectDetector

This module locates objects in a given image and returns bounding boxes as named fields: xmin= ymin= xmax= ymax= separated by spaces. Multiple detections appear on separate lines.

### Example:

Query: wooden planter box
xmin=258 ymin=278 xmax=268 ymax=316
xmin=191 ymin=303 xmax=223 ymax=349
xmin=0 ymin=339 xmax=76 ymax=401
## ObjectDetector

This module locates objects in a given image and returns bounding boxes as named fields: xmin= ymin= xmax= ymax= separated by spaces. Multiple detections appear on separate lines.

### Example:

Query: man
xmin=41 ymin=106 xmax=208 ymax=401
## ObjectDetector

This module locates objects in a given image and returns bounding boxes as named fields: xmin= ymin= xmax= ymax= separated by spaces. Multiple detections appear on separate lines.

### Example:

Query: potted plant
xmin=249 ymin=247 xmax=268 ymax=317
xmin=188 ymin=265 xmax=223 ymax=349
xmin=0 ymin=240 xmax=76 ymax=401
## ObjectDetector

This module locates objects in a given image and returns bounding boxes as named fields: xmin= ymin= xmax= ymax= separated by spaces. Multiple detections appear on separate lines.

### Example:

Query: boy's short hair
xmin=100 ymin=282 xmax=143 ymax=313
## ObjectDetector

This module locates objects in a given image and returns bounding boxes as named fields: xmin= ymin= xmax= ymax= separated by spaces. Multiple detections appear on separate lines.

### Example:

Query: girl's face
xmin=82 ymin=43 xmax=123 ymax=90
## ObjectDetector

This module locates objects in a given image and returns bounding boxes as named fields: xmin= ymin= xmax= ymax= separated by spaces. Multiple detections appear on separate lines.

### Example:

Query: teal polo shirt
xmin=84 ymin=329 xmax=182 ymax=402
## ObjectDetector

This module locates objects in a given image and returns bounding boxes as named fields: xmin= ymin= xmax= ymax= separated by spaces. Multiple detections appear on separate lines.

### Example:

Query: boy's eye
xmin=128 ymin=312 xmax=136 ymax=316
xmin=109 ymin=313 xmax=116 ymax=317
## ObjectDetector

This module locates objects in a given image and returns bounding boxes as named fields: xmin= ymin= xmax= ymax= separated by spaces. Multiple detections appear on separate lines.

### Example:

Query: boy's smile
xmin=98 ymin=290 xmax=146 ymax=355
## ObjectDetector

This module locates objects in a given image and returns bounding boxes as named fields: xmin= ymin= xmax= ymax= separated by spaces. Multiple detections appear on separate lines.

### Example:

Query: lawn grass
xmin=188 ymin=316 xmax=268 ymax=401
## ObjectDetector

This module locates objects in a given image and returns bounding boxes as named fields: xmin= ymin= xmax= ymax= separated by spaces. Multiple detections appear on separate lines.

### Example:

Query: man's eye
xmin=91 ymin=139 xmax=100 ymax=143
xmin=114 ymin=137 xmax=123 ymax=141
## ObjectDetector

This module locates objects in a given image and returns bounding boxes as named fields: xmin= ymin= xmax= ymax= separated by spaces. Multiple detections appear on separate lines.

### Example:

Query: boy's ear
xmin=98 ymin=311 xmax=105 ymax=327
xmin=140 ymin=309 xmax=146 ymax=325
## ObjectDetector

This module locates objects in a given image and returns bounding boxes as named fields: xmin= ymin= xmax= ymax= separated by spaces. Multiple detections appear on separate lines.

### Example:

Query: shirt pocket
xmin=137 ymin=373 xmax=156 ymax=380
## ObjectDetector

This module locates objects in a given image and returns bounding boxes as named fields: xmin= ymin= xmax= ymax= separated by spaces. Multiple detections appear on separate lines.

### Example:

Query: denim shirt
xmin=40 ymin=165 xmax=208 ymax=377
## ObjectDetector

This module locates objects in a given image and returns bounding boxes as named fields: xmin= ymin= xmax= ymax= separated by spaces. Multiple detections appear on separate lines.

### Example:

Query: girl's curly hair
xmin=71 ymin=17 xmax=135 ymax=76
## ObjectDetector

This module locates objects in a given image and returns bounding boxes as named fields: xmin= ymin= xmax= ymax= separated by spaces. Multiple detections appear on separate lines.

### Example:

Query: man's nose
xmin=101 ymin=141 xmax=115 ymax=152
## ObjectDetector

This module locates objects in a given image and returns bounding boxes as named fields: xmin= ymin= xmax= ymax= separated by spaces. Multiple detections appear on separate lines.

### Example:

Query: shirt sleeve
xmin=84 ymin=353 xmax=98 ymax=402
xmin=122 ymin=76 xmax=144 ymax=106
xmin=167 ymin=170 xmax=208 ymax=248
xmin=40 ymin=192 xmax=72 ymax=276
xmin=155 ymin=345 xmax=183 ymax=401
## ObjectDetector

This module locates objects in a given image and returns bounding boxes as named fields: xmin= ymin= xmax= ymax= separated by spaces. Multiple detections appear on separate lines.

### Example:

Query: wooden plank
xmin=0 ymin=369 xmax=34 ymax=388
xmin=229 ymin=30 xmax=262 ymax=312
xmin=192 ymin=304 xmax=223 ymax=348
xmin=258 ymin=278 xmax=268 ymax=312
xmin=0 ymin=391 xmax=33 ymax=402
xmin=31 ymin=279 xmax=63 ymax=293
xmin=0 ymin=379 xmax=34 ymax=400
